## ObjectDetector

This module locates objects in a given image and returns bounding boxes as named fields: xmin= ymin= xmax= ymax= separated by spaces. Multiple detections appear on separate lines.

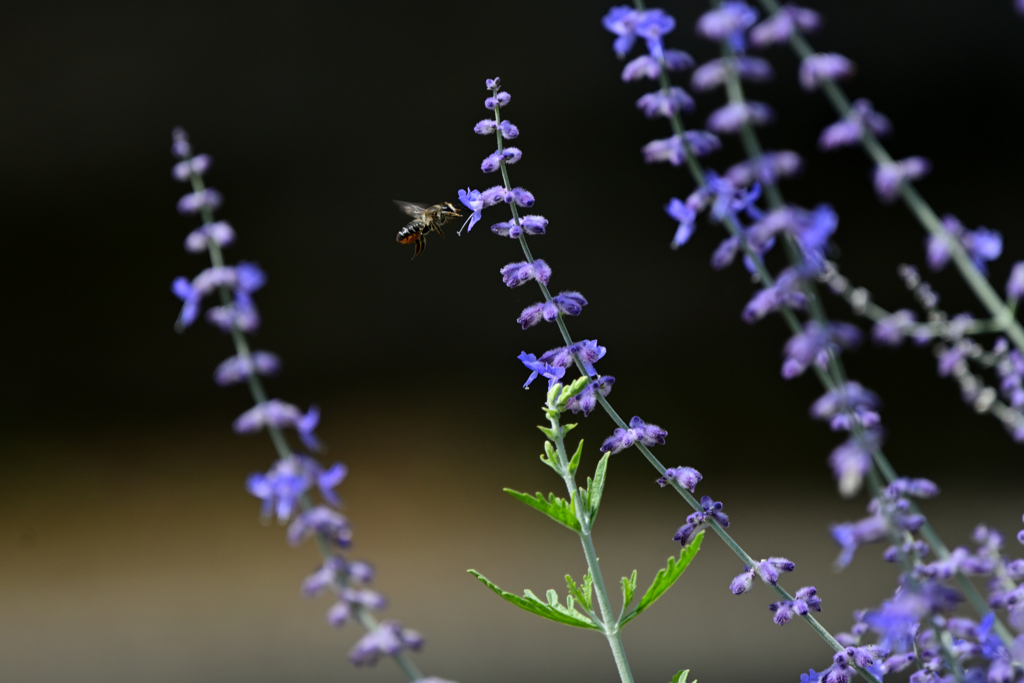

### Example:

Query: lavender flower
xmin=749 ymin=3 xmax=822 ymax=47
xmin=656 ymin=466 xmax=702 ymax=492
xmin=636 ymin=86 xmax=694 ymax=118
xmin=643 ymin=131 xmax=722 ymax=166
xmin=214 ymin=350 xmax=281 ymax=386
xmin=184 ymin=221 xmax=235 ymax=252
xmin=696 ymin=2 xmax=758 ymax=45
xmin=349 ymin=621 xmax=424 ymax=666
xmin=782 ymin=321 xmax=862 ymax=379
xmin=517 ymin=291 xmax=588 ymax=328
xmin=600 ymin=415 xmax=667 ymax=454
xmin=564 ymin=375 xmax=615 ymax=416
xmin=673 ymin=496 xmax=729 ymax=545
xmin=725 ymin=150 xmax=802 ymax=187
xmin=818 ymin=99 xmax=892 ymax=151
xmin=799 ymin=53 xmax=855 ymax=91
xmin=873 ymin=157 xmax=931 ymax=202
xmin=500 ymin=259 xmax=551 ymax=287
xmin=287 ymin=505 xmax=353 ymax=547
xmin=872 ymin=309 xmax=917 ymax=347
xmin=925 ymin=214 xmax=1003 ymax=275
xmin=233 ymin=399 xmax=323 ymax=451
xmin=770 ymin=586 xmax=821 ymax=625
xmin=691 ymin=56 xmax=773 ymax=92
xmin=518 ymin=351 xmax=566 ymax=390
xmin=1007 ymin=262 xmax=1024 ymax=299
xmin=246 ymin=456 xmax=347 ymax=521
xmin=706 ymin=101 xmax=774 ymax=134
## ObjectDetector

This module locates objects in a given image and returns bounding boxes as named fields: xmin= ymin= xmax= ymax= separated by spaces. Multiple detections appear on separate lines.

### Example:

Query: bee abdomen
xmin=396 ymin=220 xmax=425 ymax=244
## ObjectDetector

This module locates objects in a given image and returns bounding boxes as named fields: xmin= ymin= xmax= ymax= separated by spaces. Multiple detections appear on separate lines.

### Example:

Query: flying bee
xmin=394 ymin=200 xmax=463 ymax=259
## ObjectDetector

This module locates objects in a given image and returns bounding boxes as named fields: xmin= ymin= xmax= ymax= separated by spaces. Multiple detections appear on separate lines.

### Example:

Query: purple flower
xmin=214 ymin=350 xmax=281 ymax=386
xmin=302 ymin=556 xmax=374 ymax=598
xmin=730 ymin=567 xmax=755 ymax=594
xmin=621 ymin=50 xmax=695 ymax=81
xmin=742 ymin=267 xmax=807 ymax=323
xmin=539 ymin=339 xmax=607 ymax=377
xmin=828 ymin=434 xmax=876 ymax=498
xmin=500 ymin=259 xmax=551 ymax=287
xmin=502 ymin=147 xmax=522 ymax=164
xmin=497 ymin=120 xmax=519 ymax=139
xmin=565 ymin=375 xmax=615 ymax=416
xmin=691 ymin=56 xmax=773 ymax=91
xmin=755 ymin=556 xmax=795 ymax=585
xmin=177 ymin=188 xmax=223 ymax=215
xmin=485 ymin=77 xmax=501 ymax=89
xmin=287 ymin=505 xmax=353 ymax=547
xmin=171 ymin=153 xmax=212 ymax=182
xmin=725 ymin=150 xmax=802 ymax=187
xmin=642 ymin=130 xmax=722 ymax=166
xmin=349 ymin=621 xmax=423 ymax=666
xmin=810 ymin=381 xmax=881 ymax=428
xmin=799 ymin=53 xmax=855 ymax=91
xmin=706 ymin=101 xmax=774 ymax=133
xmin=484 ymin=92 xmax=511 ymax=109
xmin=171 ymin=126 xmax=193 ymax=159
xmin=818 ymin=99 xmax=892 ymax=151
xmin=782 ymin=321 xmax=862 ymax=379
xmin=171 ymin=262 xmax=267 ymax=329
xmin=512 ymin=187 xmax=534 ymax=207
xmin=635 ymin=86 xmax=695 ymax=118
xmin=1007 ymin=262 xmax=1024 ymax=299
xmin=473 ymin=119 xmax=496 ymax=135
xmin=457 ymin=188 xmax=484 ymax=233
xmin=518 ymin=351 xmax=566 ymax=389
xmin=481 ymin=152 xmax=502 ymax=173
xmin=666 ymin=197 xmax=698 ymax=247
xmin=770 ymin=586 xmax=821 ymax=625
xmin=696 ymin=2 xmax=758 ymax=45
xmin=480 ymin=185 xmax=511 ymax=206
xmin=600 ymin=415 xmax=667 ymax=454
xmin=656 ymin=466 xmax=702 ymax=492
xmin=184 ymin=221 xmax=236 ymax=253
xmin=873 ymin=156 xmax=931 ymax=202
xmin=246 ymin=456 xmax=345 ymax=521
xmin=673 ymin=496 xmax=729 ymax=545
xmin=205 ymin=292 xmax=261 ymax=333
xmin=872 ymin=309 xmax=917 ymax=347
xmin=233 ymin=399 xmax=323 ymax=451
xmin=926 ymin=214 xmax=1002 ymax=274
xmin=602 ymin=6 xmax=642 ymax=58
xmin=749 ymin=4 xmax=822 ymax=47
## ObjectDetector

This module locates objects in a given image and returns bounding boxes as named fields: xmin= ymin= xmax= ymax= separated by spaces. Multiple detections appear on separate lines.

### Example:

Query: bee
xmin=394 ymin=200 xmax=463 ymax=259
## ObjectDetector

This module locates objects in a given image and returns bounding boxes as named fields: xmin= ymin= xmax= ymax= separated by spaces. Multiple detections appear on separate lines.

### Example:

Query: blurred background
xmin=1 ymin=1 xmax=1023 ymax=681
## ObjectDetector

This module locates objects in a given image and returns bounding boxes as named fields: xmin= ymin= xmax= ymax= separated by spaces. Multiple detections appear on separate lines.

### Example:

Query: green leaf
xmin=537 ymin=425 xmax=557 ymax=441
xmin=504 ymin=489 xmax=582 ymax=532
xmin=468 ymin=570 xmax=600 ymax=630
xmin=539 ymin=441 xmax=559 ymax=473
xmin=620 ymin=569 xmax=637 ymax=613
xmin=567 ymin=439 xmax=583 ymax=476
xmin=565 ymin=570 xmax=594 ymax=613
xmin=586 ymin=452 xmax=610 ymax=520
xmin=620 ymin=532 xmax=703 ymax=626
xmin=670 ymin=670 xmax=692 ymax=683
xmin=562 ymin=422 xmax=578 ymax=435
xmin=557 ymin=375 xmax=590 ymax=410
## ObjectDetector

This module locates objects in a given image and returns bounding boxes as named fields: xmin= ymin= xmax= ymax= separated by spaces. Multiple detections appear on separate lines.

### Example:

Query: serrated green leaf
xmin=620 ymin=569 xmax=637 ymax=612
xmin=537 ymin=425 xmax=557 ymax=441
xmin=587 ymin=452 xmax=610 ymax=520
xmin=468 ymin=570 xmax=600 ymax=630
xmin=567 ymin=439 xmax=583 ymax=476
xmin=620 ymin=532 xmax=703 ymax=626
xmin=504 ymin=489 xmax=582 ymax=532
xmin=670 ymin=669 xmax=692 ymax=683
xmin=565 ymin=571 xmax=594 ymax=613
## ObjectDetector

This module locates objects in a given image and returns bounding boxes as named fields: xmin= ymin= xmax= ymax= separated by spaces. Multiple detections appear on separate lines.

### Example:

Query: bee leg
xmin=437 ymin=226 xmax=445 ymax=239
xmin=412 ymin=236 xmax=424 ymax=259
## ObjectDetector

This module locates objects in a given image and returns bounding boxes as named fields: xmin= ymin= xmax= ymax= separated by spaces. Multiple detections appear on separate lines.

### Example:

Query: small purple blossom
xmin=872 ymin=309 xmax=918 ymax=347
xmin=204 ymin=292 xmax=260 ymax=333
xmin=749 ymin=3 xmax=822 ymax=47
xmin=539 ymin=339 xmax=607 ymax=377
xmin=214 ymin=350 xmax=281 ymax=386
xmin=873 ymin=157 xmax=931 ymax=202
xmin=171 ymin=126 xmax=193 ymax=159
xmin=666 ymin=197 xmax=698 ymax=247
xmin=171 ymin=262 xmax=267 ymax=329
xmin=818 ymin=99 xmax=892 ymax=151
xmin=726 ymin=150 xmax=802 ymax=187
xmin=518 ymin=351 xmax=566 ymax=389
xmin=512 ymin=187 xmax=534 ymax=207
xmin=810 ymin=381 xmax=881 ymax=430
xmin=828 ymin=433 xmax=876 ymax=498
xmin=176 ymin=188 xmax=223 ymax=215
xmin=706 ymin=101 xmax=774 ymax=134
xmin=480 ymin=185 xmax=511 ymax=206
xmin=457 ymin=188 xmax=484 ymax=233
xmin=481 ymin=152 xmax=502 ymax=173
xmin=473 ymin=119 xmax=497 ymax=135
xmin=500 ymin=259 xmax=551 ymax=287
xmin=287 ymin=505 xmax=353 ymax=547
xmin=643 ymin=130 xmax=722 ymax=166
xmin=184 ymin=220 xmax=236 ymax=253
xmin=742 ymin=268 xmax=807 ymax=323
xmin=497 ymin=120 xmax=519 ymax=140
xmin=691 ymin=56 xmax=773 ymax=91
xmin=926 ymin=214 xmax=1003 ymax=275
xmin=621 ymin=50 xmax=695 ymax=81
xmin=636 ymin=87 xmax=694 ymax=118
xmin=349 ymin=621 xmax=424 ymax=666
xmin=602 ymin=6 xmax=642 ymax=58
xmin=696 ymin=2 xmax=758 ymax=45
xmin=782 ymin=321 xmax=862 ymax=379
xmin=755 ymin=557 xmax=796 ymax=586
xmin=770 ymin=586 xmax=821 ymax=625
xmin=565 ymin=375 xmax=615 ymax=416
xmin=233 ymin=399 xmax=323 ymax=451
xmin=673 ymin=496 xmax=729 ymax=545
xmin=1007 ymin=262 xmax=1024 ymax=299
xmin=484 ymin=92 xmax=511 ymax=109
xmin=799 ymin=53 xmax=855 ymax=91
xmin=246 ymin=456 xmax=347 ymax=521
xmin=491 ymin=215 xmax=548 ymax=238
xmin=656 ymin=466 xmax=702 ymax=492
xmin=172 ymin=153 xmax=212 ymax=182
xmin=502 ymin=147 xmax=522 ymax=164
xmin=600 ymin=415 xmax=668 ymax=455
xmin=730 ymin=567 xmax=755 ymax=594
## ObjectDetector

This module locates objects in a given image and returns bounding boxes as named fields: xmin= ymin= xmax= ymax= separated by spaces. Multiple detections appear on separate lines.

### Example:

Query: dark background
xmin=1 ymin=1 xmax=1023 ymax=682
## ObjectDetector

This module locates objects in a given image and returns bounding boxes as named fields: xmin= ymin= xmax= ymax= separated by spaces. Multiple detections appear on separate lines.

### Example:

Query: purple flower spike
xmin=696 ymin=2 xmax=759 ymax=42
xmin=171 ymin=153 xmax=212 ymax=182
xmin=707 ymin=101 xmax=774 ymax=134
xmin=184 ymin=221 xmax=236 ymax=253
xmin=565 ymin=376 xmax=615 ymax=416
xmin=177 ymin=188 xmax=224 ymax=215
xmin=214 ymin=350 xmax=281 ymax=386
xmin=799 ymin=53 xmax=855 ymax=91
xmin=457 ymin=188 xmax=484 ymax=234
xmin=636 ymin=87 xmax=694 ymax=119
xmin=873 ymin=156 xmax=931 ymax=202
xmin=518 ymin=351 xmax=566 ymax=389
xmin=498 ymin=120 xmax=519 ymax=139
xmin=656 ymin=466 xmax=702 ymax=492
xmin=349 ymin=621 xmax=424 ymax=667
xmin=749 ymin=4 xmax=821 ymax=47
xmin=500 ymin=259 xmax=551 ymax=288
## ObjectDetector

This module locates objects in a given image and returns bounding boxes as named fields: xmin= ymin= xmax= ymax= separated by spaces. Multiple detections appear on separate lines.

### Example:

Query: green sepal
xmin=537 ymin=425 xmax=557 ymax=441
xmin=620 ymin=532 xmax=703 ymax=627
xmin=504 ymin=489 xmax=582 ymax=532
xmin=585 ymin=452 xmax=610 ymax=520
xmin=567 ymin=439 xmax=584 ymax=476
xmin=565 ymin=570 xmax=594 ymax=613
xmin=539 ymin=441 xmax=559 ymax=473
xmin=670 ymin=670 xmax=692 ymax=683
xmin=620 ymin=569 xmax=637 ymax=613
xmin=546 ymin=382 xmax=563 ymax=408
xmin=468 ymin=570 xmax=600 ymax=630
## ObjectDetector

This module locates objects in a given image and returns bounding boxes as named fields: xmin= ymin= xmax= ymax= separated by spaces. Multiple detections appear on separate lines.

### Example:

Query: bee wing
xmin=394 ymin=200 xmax=428 ymax=220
